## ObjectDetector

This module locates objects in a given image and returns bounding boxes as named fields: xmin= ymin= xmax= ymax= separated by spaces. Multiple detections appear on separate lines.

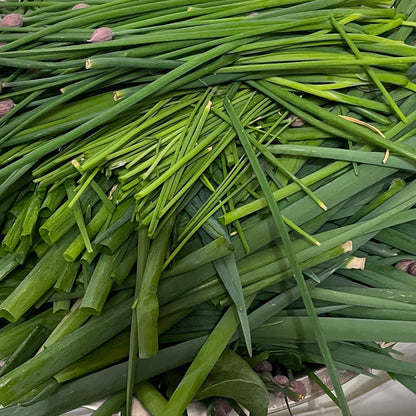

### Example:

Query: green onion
xmin=2 ymin=2 xmax=416 ymax=415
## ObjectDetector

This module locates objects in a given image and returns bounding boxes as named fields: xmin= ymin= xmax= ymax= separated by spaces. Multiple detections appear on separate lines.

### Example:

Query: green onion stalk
xmin=2 ymin=1 xmax=416 ymax=416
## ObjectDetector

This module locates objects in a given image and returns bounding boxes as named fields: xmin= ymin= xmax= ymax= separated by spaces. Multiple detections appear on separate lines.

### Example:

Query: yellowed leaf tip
xmin=342 ymin=240 xmax=353 ymax=253
xmin=346 ymin=257 xmax=366 ymax=270
xmin=71 ymin=159 xmax=81 ymax=170
xmin=113 ymin=91 xmax=121 ymax=101
xmin=108 ymin=184 xmax=118 ymax=200
xmin=339 ymin=115 xmax=386 ymax=138
xmin=320 ymin=202 xmax=328 ymax=211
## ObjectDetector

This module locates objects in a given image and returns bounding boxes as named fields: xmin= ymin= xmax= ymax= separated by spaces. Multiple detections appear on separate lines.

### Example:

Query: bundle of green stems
xmin=1 ymin=0 xmax=416 ymax=415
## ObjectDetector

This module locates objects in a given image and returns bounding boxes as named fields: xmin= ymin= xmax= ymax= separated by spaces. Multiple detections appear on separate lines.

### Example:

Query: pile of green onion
xmin=1 ymin=0 xmax=416 ymax=415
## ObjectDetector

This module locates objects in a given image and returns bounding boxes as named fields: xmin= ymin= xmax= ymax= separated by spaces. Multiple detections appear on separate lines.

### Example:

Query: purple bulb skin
xmin=289 ymin=114 xmax=306 ymax=127
xmin=88 ymin=27 xmax=113 ymax=43
xmin=1 ymin=13 xmax=24 ymax=27
xmin=72 ymin=3 xmax=89 ymax=9
xmin=395 ymin=259 xmax=416 ymax=276
xmin=270 ymin=375 xmax=290 ymax=399
xmin=395 ymin=259 xmax=414 ymax=273
xmin=0 ymin=99 xmax=15 ymax=117
xmin=273 ymin=375 xmax=290 ymax=385
xmin=254 ymin=360 xmax=273 ymax=373
xmin=408 ymin=262 xmax=416 ymax=277
xmin=288 ymin=380 xmax=307 ymax=402
xmin=214 ymin=398 xmax=233 ymax=416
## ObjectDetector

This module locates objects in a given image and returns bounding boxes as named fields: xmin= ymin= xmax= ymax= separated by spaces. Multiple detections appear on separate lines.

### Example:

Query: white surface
xmin=276 ymin=343 xmax=416 ymax=416
xmin=275 ymin=374 xmax=416 ymax=416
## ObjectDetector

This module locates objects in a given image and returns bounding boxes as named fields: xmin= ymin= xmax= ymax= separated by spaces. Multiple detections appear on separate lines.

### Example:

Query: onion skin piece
xmin=88 ymin=27 xmax=114 ymax=43
xmin=0 ymin=14 xmax=23 ymax=28
xmin=72 ymin=3 xmax=89 ymax=9
xmin=0 ymin=99 xmax=15 ymax=117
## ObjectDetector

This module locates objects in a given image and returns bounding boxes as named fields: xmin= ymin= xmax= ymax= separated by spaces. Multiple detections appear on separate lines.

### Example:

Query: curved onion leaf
xmin=195 ymin=348 xmax=269 ymax=416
